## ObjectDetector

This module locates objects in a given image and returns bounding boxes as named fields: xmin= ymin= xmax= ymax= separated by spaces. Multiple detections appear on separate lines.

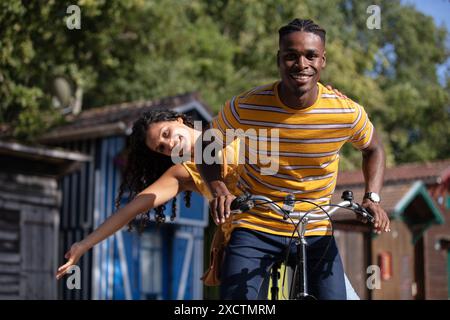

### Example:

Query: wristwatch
xmin=364 ymin=192 xmax=381 ymax=203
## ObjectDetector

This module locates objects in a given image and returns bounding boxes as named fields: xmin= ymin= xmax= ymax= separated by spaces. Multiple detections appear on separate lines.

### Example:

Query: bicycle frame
xmin=289 ymin=199 xmax=356 ymax=300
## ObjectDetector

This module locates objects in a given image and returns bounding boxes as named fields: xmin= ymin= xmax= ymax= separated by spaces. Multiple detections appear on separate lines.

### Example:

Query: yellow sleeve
xmin=181 ymin=162 xmax=213 ymax=201
xmin=348 ymin=102 xmax=374 ymax=150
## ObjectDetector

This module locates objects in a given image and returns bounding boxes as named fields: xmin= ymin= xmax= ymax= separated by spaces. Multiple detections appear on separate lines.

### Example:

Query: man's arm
xmin=361 ymin=130 xmax=390 ymax=234
xmin=196 ymin=131 xmax=235 ymax=225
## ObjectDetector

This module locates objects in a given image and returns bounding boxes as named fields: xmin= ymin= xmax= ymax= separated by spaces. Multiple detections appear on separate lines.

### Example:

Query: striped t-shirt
xmin=211 ymin=81 xmax=374 ymax=237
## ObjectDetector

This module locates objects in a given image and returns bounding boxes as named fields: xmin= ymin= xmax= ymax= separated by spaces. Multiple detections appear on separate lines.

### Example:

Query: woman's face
xmin=145 ymin=118 xmax=195 ymax=158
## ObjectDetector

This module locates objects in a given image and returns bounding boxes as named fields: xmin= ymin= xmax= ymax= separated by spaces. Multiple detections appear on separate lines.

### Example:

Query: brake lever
xmin=354 ymin=204 xmax=375 ymax=224
xmin=230 ymin=193 xmax=254 ymax=214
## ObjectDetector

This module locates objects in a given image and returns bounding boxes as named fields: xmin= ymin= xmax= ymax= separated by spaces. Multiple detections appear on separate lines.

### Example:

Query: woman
xmin=56 ymin=109 xmax=233 ymax=280
xmin=56 ymin=107 xmax=360 ymax=299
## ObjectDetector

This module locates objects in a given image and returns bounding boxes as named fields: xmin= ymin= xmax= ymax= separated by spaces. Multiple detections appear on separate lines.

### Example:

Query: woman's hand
xmin=56 ymin=242 xmax=87 ymax=280
xmin=325 ymin=84 xmax=348 ymax=99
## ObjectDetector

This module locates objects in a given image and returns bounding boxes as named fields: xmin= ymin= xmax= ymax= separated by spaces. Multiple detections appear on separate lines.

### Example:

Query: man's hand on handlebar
xmin=208 ymin=180 xmax=236 ymax=225
xmin=361 ymin=199 xmax=390 ymax=234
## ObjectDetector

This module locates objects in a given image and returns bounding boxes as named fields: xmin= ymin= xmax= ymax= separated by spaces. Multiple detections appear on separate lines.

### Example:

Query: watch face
xmin=369 ymin=192 xmax=380 ymax=202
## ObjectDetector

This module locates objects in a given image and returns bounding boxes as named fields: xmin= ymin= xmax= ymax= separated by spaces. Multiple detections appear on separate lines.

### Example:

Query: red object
xmin=378 ymin=251 xmax=392 ymax=281
xmin=434 ymin=167 xmax=450 ymax=197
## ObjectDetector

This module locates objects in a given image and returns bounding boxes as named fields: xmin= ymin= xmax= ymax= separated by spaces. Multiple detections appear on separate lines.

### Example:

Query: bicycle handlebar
xmin=230 ymin=190 xmax=375 ymax=224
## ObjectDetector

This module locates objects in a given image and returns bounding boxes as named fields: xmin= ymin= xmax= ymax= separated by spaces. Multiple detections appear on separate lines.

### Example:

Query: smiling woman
xmin=55 ymin=108 xmax=243 ymax=282
xmin=115 ymin=110 xmax=199 ymax=227
xmin=55 ymin=109 xmax=203 ymax=280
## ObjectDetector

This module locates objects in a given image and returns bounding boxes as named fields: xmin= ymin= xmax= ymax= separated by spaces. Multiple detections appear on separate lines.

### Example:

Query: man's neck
xmin=278 ymin=83 xmax=319 ymax=110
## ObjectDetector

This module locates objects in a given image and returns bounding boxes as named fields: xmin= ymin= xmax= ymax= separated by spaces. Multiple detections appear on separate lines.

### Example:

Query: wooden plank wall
xmin=57 ymin=139 xmax=98 ymax=300
xmin=334 ymin=228 xmax=369 ymax=299
xmin=423 ymin=185 xmax=450 ymax=299
xmin=20 ymin=206 xmax=59 ymax=299
xmin=0 ymin=173 xmax=60 ymax=299
xmin=371 ymin=220 xmax=414 ymax=300
xmin=0 ymin=208 xmax=20 ymax=299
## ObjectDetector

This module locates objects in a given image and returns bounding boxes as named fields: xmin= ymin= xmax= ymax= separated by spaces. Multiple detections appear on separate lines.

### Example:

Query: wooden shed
xmin=39 ymin=92 xmax=214 ymax=300
xmin=332 ymin=160 xmax=450 ymax=299
xmin=0 ymin=140 xmax=90 ymax=299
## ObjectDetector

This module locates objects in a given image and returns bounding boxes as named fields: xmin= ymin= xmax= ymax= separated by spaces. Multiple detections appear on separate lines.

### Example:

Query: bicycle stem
xmin=293 ymin=217 xmax=309 ymax=299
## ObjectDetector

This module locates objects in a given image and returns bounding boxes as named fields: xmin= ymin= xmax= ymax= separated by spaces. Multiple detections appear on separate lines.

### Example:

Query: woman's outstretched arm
xmin=56 ymin=164 xmax=193 ymax=279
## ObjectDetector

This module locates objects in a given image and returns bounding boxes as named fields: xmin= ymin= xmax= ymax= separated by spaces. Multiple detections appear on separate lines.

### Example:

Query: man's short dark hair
xmin=278 ymin=19 xmax=326 ymax=45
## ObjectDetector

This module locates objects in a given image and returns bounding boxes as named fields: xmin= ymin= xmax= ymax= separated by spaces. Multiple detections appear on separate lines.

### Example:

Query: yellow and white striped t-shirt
xmin=210 ymin=81 xmax=374 ymax=237
xmin=182 ymin=138 xmax=242 ymax=243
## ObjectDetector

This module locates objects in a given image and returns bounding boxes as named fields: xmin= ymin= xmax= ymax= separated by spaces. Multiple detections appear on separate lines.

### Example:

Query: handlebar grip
xmin=230 ymin=194 xmax=246 ymax=211
xmin=230 ymin=193 xmax=253 ymax=213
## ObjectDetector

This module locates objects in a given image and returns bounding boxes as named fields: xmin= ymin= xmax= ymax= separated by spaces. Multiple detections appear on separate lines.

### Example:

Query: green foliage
xmin=0 ymin=0 xmax=448 ymax=166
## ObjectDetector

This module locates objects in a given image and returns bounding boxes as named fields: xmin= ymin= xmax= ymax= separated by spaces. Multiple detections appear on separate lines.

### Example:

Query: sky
xmin=402 ymin=0 xmax=450 ymax=83
xmin=403 ymin=0 xmax=450 ymax=30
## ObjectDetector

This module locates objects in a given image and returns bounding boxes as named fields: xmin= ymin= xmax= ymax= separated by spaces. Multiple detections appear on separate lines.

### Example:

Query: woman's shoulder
xmin=164 ymin=163 xmax=193 ymax=181
xmin=175 ymin=163 xmax=208 ymax=194
xmin=166 ymin=163 xmax=199 ymax=192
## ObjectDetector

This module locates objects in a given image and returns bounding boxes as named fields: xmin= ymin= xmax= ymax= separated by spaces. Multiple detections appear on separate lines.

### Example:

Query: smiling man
xmin=277 ymin=23 xmax=326 ymax=109
xmin=197 ymin=18 xmax=390 ymax=300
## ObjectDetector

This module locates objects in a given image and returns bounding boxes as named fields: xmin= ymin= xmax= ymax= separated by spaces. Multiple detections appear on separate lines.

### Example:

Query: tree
xmin=0 ymin=0 xmax=448 ymax=166
xmin=0 ymin=0 xmax=238 ymax=139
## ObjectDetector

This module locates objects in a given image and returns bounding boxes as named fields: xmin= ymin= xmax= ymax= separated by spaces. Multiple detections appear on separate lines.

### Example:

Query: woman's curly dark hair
xmin=114 ymin=109 xmax=193 ymax=232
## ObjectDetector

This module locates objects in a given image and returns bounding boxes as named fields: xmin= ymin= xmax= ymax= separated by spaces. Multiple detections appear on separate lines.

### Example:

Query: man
xmin=197 ymin=18 xmax=390 ymax=300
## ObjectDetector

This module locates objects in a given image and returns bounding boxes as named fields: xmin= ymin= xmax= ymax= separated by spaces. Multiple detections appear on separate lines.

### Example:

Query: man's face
xmin=278 ymin=31 xmax=326 ymax=97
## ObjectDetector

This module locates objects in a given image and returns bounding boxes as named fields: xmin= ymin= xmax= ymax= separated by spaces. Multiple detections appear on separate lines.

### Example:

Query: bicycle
xmin=229 ymin=190 xmax=375 ymax=300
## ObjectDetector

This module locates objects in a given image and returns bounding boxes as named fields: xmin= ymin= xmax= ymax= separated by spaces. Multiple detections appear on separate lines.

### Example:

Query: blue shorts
xmin=220 ymin=228 xmax=346 ymax=300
